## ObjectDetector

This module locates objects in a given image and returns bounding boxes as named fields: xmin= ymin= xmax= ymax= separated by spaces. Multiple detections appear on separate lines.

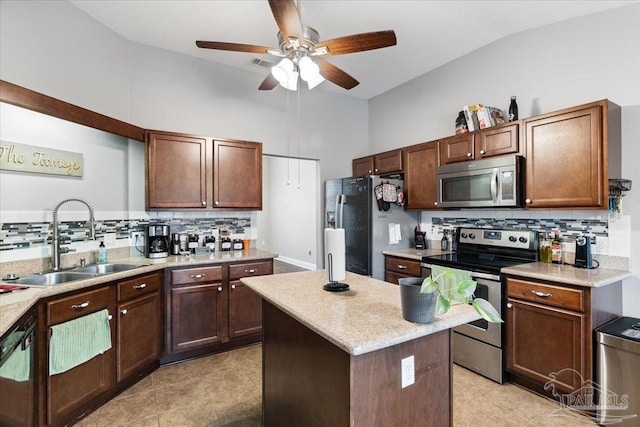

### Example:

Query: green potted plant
xmin=420 ymin=267 xmax=502 ymax=323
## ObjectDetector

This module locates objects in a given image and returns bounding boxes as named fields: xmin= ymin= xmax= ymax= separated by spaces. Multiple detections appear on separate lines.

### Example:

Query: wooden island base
xmin=262 ymin=301 xmax=452 ymax=426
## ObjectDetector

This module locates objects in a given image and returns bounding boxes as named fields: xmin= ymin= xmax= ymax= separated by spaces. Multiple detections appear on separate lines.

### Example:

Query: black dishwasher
xmin=0 ymin=308 xmax=36 ymax=427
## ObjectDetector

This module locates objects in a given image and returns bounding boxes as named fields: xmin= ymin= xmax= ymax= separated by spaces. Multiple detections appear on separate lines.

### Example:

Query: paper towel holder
xmin=324 ymin=253 xmax=349 ymax=292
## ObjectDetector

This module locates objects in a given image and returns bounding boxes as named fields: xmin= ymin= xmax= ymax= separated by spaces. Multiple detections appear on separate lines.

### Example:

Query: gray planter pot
xmin=399 ymin=277 xmax=437 ymax=324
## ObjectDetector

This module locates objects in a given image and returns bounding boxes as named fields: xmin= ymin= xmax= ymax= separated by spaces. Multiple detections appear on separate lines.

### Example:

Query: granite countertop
xmin=382 ymin=247 xmax=448 ymax=261
xmin=502 ymin=262 xmax=632 ymax=288
xmin=0 ymin=249 xmax=277 ymax=337
xmin=241 ymin=270 xmax=480 ymax=356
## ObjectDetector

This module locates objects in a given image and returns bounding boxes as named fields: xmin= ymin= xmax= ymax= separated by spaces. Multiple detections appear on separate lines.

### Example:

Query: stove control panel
xmin=457 ymin=227 xmax=536 ymax=250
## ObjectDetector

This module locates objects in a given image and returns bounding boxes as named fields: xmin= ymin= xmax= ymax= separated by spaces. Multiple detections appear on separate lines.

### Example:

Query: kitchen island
xmin=241 ymin=270 xmax=480 ymax=427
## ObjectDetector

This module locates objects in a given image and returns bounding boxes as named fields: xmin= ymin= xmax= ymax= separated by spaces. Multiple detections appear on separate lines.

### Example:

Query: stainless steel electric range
xmin=421 ymin=227 xmax=538 ymax=383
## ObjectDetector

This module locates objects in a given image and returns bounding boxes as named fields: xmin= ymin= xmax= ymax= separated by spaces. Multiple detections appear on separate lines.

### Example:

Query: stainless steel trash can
xmin=595 ymin=317 xmax=640 ymax=426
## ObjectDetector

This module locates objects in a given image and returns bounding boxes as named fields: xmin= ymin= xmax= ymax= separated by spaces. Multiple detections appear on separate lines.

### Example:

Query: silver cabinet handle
xmin=215 ymin=201 xmax=219 ymax=206
xmin=217 ymin=286 xmax=223 ymax=292
xmin=480 ymin=149 xmax=486 ymax=155
xmin=525 ymin=198 xmax=532 ymax=204
xmin=202 ymin=201 xmax=207 ymax=207
xmin=507 ymin=303 xmax=513 ymax=309
xmin=466 ymin=152 xmax=472 ymax=157
xmin=190 ymin=274 xmax=206 ymax=279
xmin=108 ymin=314 xmax=113 ymax=321
xmin=374 ymin=168 xmax=379 ymax=172
xmin=133 ymin=283 xmax=146 ymax=290
xmin=71 ymin=301 xmax=89 ymax=310
xmin=397 ymin=265 xmax=407 ymax=270
xmin=121 ymin=309 xmax=128 ymax=315
xmin=244 ymin=269 xmax=258 ymax=274
xmin=531 ymin=290 xmax=552 ymax=298
xmin=434 ymin=201 xmax=438 ymax=206
xmin=231 ymin=284 xmax=236 ymax=289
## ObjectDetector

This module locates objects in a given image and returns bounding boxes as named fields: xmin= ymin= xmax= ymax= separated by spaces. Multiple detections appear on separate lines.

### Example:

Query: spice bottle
xmin=551 ymin=231 xmax=563 ymax=264
xmin=508 ymin=96 xmax=518 ymax=122
xmin=539 ymin=232 xmax=552 ymax=263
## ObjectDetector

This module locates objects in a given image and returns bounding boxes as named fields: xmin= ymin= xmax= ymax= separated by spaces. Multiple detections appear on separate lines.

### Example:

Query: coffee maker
xmin=144 ymin=224 xmax=170 ymax=258
xmin=414 ymin=227 xmax=426 ymax=249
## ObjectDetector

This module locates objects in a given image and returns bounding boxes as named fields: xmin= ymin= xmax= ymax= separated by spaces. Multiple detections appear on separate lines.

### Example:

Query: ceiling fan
xmin=196 ymin=0 xmax=397 ymax=91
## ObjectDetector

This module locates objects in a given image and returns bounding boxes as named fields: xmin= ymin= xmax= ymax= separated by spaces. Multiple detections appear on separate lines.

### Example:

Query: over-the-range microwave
xmin=436 ymin=155 xmax=524 ymax=208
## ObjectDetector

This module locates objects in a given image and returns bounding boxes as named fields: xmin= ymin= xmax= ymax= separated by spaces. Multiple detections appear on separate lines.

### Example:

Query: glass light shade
xmin=271 ymin=58 xmax=294 ymax=84
xmin=279 ymin=70 xmax=298 ymax=91
xmin=298 ymin=56 xmax=318 ymax=81
xmin=306 ymin=72 xmax=324 ymax=89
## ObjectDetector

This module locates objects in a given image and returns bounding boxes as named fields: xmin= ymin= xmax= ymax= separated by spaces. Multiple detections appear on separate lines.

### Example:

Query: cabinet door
xmin=505 ymin=297 xmax=585 ymax=393
xmin=213 ymin=139 xmax=262 ymax=209
xmin=171 ymin=283 xmax=227 ymax=352
xmin=404 ymin=141 xmax=439 ymax=209
xmin=117 ymin=292 xmax=161 ymax=383
xmin=352 ymin=156 xmax=374 ymax=176
xmin=374 ymin=149 xmax=403 ymax=175
xmin=47 ymin=287 xmax=115 ymax=426
xmin=523 ymin=105 xmax=603 ymax=208
xmin=229 ymin=280 xmax=262 ymax=338
xmin=474 ymin=123 xmax=520 ymax=159
xmin=146 ymin=131 xmax=208 ymax=209
xmin=439 ymin=133 xmax=474 ymax=164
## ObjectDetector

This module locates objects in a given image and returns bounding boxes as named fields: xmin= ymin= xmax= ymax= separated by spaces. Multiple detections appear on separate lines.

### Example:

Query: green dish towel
xmin=49 ymin=308 xmax=112 ymax=375
xmin=0 ymin=337 xmax=32 ymax=382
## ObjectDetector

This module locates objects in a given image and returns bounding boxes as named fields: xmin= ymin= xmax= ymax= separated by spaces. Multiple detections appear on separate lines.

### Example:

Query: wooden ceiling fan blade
xmin=259 ymin=73 xmax=279 ymax=90
xmin=268 ymin=0 xmax=303 ymax=44
xmin=316 ymin=59 xmax=359 ymax=90
xmin=314 ymin=30 xmax=397 ymax=56
xmin=196 ymin=41 xmax=273 ymax=54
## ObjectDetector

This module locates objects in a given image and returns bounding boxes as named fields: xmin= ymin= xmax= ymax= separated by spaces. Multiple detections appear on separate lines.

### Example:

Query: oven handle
xmin=420 ymin=263 xmax=500 ymax=282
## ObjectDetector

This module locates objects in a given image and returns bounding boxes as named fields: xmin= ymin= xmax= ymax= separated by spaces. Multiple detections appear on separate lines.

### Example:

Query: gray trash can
xmin=595 ymin=317 xmax=640 ymax=426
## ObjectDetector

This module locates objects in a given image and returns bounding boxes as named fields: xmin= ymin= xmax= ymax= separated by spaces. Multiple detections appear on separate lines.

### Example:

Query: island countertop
xmin=241 ymin=269 xmax=480 ymax=356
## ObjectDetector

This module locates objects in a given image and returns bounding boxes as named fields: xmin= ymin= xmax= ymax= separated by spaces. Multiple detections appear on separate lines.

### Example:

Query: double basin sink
xmin=10 ymin=263 xmax=146 ymax=287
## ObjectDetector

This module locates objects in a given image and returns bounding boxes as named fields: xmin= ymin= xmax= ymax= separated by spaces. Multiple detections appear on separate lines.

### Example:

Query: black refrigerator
xmin=325 ymin=176 xmax=418 ymax=280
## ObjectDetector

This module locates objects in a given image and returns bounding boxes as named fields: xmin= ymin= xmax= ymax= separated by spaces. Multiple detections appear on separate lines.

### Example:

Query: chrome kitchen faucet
xmin=51 ymin=198 xmax=95 ymax=271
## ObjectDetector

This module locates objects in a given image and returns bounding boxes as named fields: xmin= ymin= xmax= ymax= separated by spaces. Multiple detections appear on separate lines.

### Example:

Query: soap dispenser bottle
xmin=98 ymin=241 xmax=108 ymax=264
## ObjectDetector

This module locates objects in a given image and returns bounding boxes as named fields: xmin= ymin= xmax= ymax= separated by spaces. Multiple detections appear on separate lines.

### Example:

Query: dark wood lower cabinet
xmin=505 ymin=276 xmax=621 ymax=397
xmin=229 ymin=280 xmax=262 ymax=338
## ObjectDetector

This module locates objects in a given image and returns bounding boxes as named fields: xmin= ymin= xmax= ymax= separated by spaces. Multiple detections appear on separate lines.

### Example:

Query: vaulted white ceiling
xmin=69 ymin=0 xmax=636 ymax=99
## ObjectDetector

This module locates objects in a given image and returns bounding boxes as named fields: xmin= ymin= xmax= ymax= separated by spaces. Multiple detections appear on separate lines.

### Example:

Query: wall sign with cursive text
xmin=0 ymin=140 xmax=83 ymax=177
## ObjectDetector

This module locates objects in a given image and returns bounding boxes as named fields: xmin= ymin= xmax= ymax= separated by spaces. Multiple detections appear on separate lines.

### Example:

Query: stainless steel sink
xmin=12 ymin=271 xmax=98 ymax=287
xmin=11 ymin=264 xmax=145 ymax=287
xmin=71 ymin=263 xmax=145 ymax=275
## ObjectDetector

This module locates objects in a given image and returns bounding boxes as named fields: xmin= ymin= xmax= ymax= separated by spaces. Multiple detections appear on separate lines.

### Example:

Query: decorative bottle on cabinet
xmin=508 ymin=96 xmax=518 ymax=122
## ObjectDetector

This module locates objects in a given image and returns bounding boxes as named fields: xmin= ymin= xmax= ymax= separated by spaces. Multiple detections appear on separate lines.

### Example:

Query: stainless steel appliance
xmin=0 ymin=308 xmax=36 ymax=426
xmin=595 ymin=317 xmax=640 ymax=426
xmin=144 ymin=224 xmax=170 ymax=258
xmin=436 ymin=155 xmax=524 ymax=208
xmin=422 ymin=227 xmax=538 ymax=383
xmin=325 ymin=176 xmax=417 ymax=280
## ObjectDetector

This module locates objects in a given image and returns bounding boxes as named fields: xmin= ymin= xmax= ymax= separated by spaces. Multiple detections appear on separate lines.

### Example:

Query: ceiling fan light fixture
xmin=279 ymin=70 xmax=299 ymax=91
xmin=271 ymin=58 xmax=294 ymax=84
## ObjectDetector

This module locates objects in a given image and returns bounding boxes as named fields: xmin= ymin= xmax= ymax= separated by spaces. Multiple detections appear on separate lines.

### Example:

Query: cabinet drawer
xmin=48 ymin=286 xmax=111 ymax=325
xmin=117 ymin=272 xmax=161 ymax=302
xmin=506 ymin=277 xmax=584 ymax=312
xmin=229 ymin=260 xmax=273 ymax=280
xmin=171 ymin=266 xmax=223 ymax=285
xmin=384 ymin=256 xmax=421 ymax=276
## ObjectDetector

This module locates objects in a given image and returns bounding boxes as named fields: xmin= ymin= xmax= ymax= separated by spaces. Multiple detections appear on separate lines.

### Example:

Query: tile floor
xmin=74 ymin=343 xmax=597 ymax=427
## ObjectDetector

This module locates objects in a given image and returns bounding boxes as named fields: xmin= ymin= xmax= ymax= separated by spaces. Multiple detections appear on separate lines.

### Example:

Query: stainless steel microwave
xmin=436 ymin=155 xmax=524 ymax=208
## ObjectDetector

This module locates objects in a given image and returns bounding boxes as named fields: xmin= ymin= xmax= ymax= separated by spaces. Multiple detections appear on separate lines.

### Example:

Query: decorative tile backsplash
xmin=0 ymin=217 xmax=252 ymax=251
xmin=430 ymin=216 xmax=608 ymax=242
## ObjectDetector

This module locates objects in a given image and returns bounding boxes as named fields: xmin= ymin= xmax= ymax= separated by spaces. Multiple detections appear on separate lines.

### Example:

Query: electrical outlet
xmin=595 ymin=236 xmax=608 ymax=254
xmin=401 ymin=355 xmax=415 ymax=388
xmin=131 ymin=231 xmax=145 ymax=246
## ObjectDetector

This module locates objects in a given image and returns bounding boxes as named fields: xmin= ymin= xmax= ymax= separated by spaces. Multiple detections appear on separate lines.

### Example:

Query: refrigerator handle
xmin=335 ymin=194 xmax=345 ymax=229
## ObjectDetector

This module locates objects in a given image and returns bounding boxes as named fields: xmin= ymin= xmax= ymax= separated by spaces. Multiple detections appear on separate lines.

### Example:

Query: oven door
xmin=453 ymin=273 xmax=502 ymax=348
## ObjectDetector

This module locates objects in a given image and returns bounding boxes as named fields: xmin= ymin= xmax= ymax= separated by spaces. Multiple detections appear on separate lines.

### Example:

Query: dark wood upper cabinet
xmin=523 ymin=100 xmax=620 ymax=208
xmin=403 ymin=141 xmax=439 ymax=210
xmin=352 ymin=149 xmax=403 ymax=177
xmin=213 ymin=139 xmax=262 ymax=209
xmin=146 ymin=131 xmax=208 ymax=209
xmin=440 ymin=123 xmax=520 ymax=165
xmin=145 ymin=131 xmax=262 ymax=210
